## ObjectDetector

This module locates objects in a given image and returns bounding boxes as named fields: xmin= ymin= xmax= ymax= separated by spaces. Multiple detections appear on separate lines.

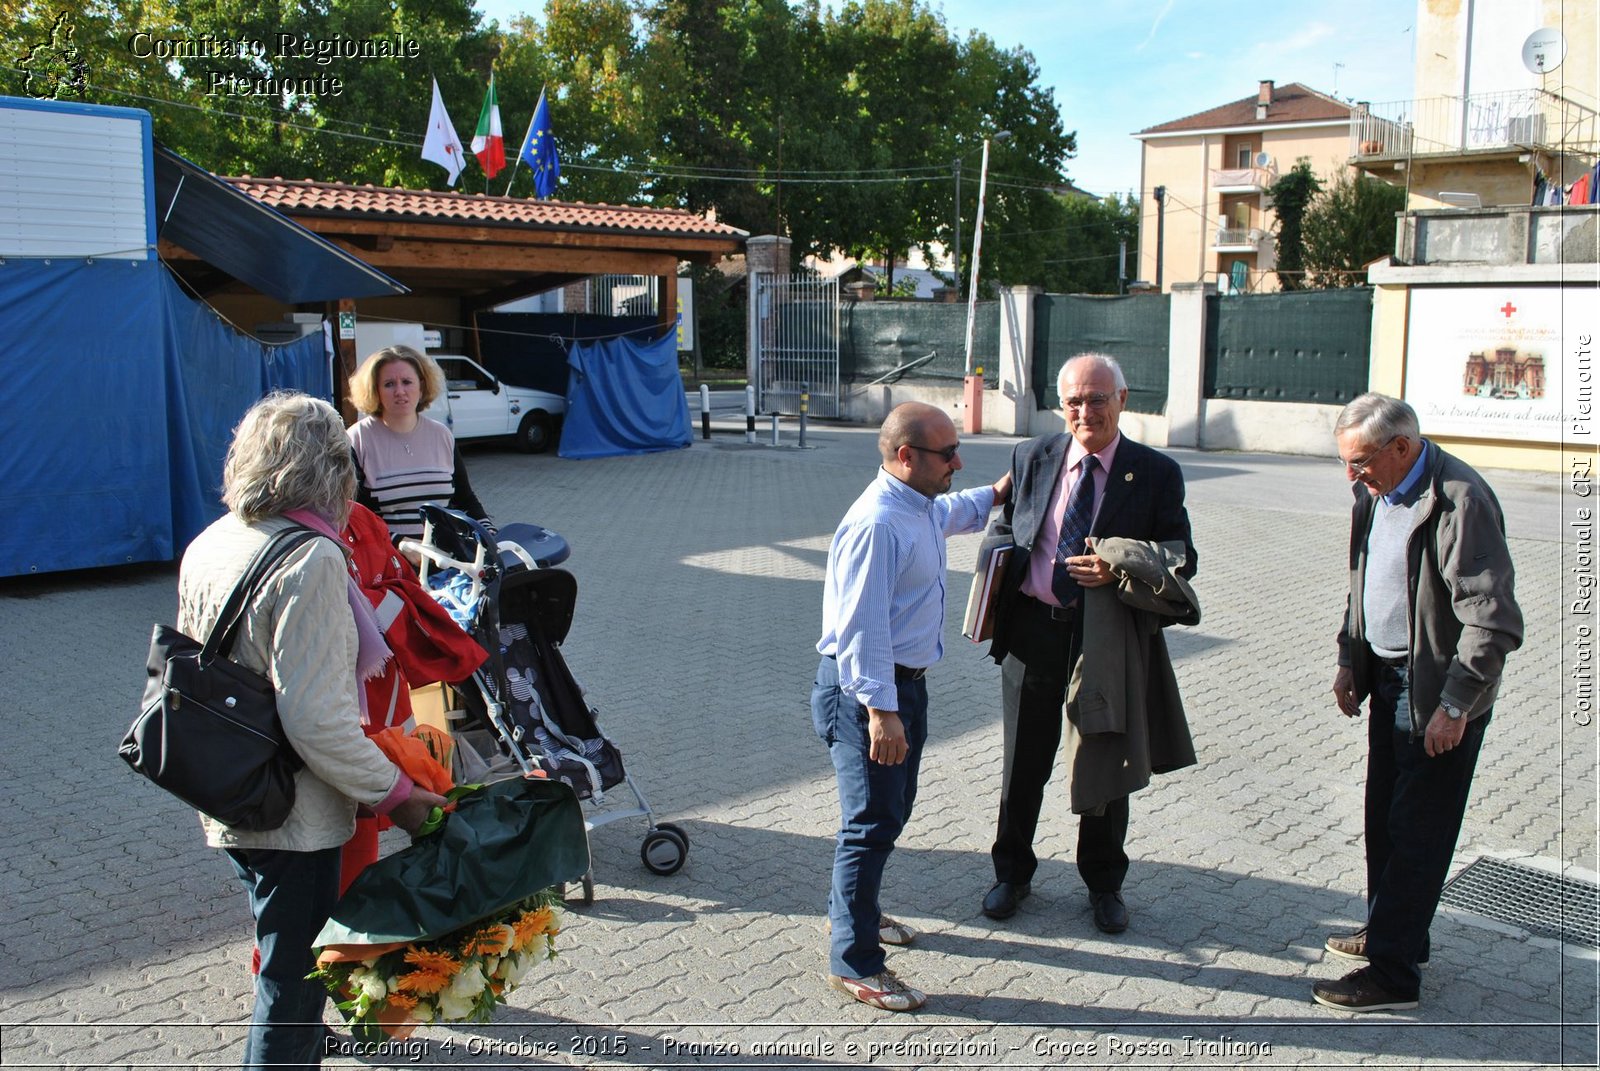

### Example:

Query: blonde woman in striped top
xmin=347 ymin=346 xmax=493 ymax=545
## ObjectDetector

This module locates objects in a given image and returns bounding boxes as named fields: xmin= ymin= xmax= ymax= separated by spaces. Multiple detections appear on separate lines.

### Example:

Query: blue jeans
xmin=1363 ymin=661 xmax=1487 ymax=997
xmin=225 ymin=846 xmax=341 ymax=1070
xmin=812 ymin=655 xmax=929 ymax=979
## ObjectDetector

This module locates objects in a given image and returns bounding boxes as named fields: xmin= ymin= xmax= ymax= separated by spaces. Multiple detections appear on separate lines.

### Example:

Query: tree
xmin=1302 ymin=172 xmax=1407 ymax=288
xmin=997 ymin=192 xmax=1137 ymax=295
xmin=1267 ymin=159 xmax=1321 ymax=292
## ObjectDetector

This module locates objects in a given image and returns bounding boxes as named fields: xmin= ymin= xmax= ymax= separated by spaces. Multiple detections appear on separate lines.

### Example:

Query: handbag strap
xmin=199 ymin=525 xmax=324 ymax=665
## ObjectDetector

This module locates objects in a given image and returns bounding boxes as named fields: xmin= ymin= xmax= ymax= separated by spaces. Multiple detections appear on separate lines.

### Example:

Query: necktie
xmin=1050 ymin=455 xmax=1099 ymax=606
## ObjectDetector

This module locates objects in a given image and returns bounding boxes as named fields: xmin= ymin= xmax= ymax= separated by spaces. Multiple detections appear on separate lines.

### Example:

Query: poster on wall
xmin=1404 ymin=286 xmax=1593 ymax=444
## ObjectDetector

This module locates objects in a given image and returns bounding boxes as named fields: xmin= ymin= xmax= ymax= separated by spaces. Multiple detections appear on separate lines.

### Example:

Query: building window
xmin=1237 ymin=145 xmax=1253 ymax=169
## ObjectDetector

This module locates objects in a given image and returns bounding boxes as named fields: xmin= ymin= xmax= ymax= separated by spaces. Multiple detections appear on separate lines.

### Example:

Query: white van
xmin=433 ymin=354 xmax=565 ymax=453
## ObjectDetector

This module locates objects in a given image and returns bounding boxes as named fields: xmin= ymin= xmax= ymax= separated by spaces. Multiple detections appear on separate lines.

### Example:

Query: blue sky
xmin=472 ymin=0 xmax=1420 ymax=198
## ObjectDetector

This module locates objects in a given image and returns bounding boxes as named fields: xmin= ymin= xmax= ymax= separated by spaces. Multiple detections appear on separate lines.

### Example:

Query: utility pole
xmin=1153 ymin=185 xmax=1167 ymax=291
xmin=952 ymin=157 xmax=962 ymax=296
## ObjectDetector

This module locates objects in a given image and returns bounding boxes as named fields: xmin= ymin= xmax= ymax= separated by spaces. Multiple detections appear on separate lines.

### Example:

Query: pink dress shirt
xmin=1020 ymin=435 xmax=1121 ymax=607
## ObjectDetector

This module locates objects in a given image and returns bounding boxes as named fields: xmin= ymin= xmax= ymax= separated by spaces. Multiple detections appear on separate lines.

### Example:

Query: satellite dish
xmin=1254 ymin=151 xmax=1273 ymax=168
xmin=1522 ymin=28 xmax=1565 ymax=74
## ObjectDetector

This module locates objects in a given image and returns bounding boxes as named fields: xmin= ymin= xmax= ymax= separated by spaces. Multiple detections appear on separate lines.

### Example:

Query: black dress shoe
xmin=1091 ymin=890 xmax=1127 ymax=933
xmin=982 ymin=881 xmax=1030 ymax=919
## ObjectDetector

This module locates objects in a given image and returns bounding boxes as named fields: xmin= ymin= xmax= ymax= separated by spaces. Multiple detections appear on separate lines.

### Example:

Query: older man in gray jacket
xmin=1316 ymin=393 xmax=1523 ymax=1013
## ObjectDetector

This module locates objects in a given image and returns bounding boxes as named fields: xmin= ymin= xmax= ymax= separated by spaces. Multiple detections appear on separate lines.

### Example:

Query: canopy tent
xmin=153 ymin=145 xmax=406 ymax=305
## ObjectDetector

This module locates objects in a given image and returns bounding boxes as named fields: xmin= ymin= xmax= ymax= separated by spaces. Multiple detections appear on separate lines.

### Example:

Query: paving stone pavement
xmin=0 ymin=422 xmax=1594 ymax=1070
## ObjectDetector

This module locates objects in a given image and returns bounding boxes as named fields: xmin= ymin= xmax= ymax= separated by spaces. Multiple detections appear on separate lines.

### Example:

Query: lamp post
xmin=962 ymin=129 xmax=1010 ymax=433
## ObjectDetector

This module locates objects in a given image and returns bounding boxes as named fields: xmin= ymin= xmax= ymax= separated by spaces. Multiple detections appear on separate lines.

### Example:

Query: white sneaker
xmin=828 ymin=968 xmax=927 ymax=1012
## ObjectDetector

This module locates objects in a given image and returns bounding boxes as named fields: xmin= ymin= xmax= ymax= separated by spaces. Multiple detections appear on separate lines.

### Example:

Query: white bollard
xmin=745 ymin=385 xmax=757 ymax=444
xmin=699 ymin=384 xmax=711 ymax=440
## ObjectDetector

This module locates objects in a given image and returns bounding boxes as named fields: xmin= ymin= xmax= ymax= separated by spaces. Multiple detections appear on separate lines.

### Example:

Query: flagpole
xmin=504 ymin=108 xmax=536 ymax=197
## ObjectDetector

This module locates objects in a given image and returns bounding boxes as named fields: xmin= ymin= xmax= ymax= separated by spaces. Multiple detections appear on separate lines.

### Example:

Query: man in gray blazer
xmin=979 ymin=353 xmax=1197 ymax=932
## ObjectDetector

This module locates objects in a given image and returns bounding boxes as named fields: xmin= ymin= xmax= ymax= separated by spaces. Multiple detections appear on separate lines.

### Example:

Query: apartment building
xmin=1134 ymin=80 xmax=1353 ymax=293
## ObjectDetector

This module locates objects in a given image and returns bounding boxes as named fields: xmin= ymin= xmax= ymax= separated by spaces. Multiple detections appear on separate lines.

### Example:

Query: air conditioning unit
xmin=1505 ymin=114 xmax=1546 ymax=143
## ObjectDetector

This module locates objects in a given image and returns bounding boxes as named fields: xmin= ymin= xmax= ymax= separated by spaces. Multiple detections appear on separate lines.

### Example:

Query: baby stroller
xmin=400 ymin=505 xmax=688 ymax=904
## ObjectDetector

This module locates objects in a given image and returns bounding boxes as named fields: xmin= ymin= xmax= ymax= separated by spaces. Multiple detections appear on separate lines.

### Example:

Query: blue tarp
xmin=0 ymin=259 xmax=329 ymax=576
xmin=559 ymin=329 xmax=692 ymax=460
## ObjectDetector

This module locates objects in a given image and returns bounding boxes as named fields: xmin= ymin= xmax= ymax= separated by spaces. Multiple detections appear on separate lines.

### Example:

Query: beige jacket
xmin=178 ymin=514 xmax=402 ymax=851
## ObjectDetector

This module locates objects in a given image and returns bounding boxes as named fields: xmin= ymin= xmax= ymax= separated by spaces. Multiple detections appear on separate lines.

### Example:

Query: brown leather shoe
xmin=1312 ymin=967 xmax=1418 ymax=1012
xmin=1324 ymin=927 xmax=1428 ymax=967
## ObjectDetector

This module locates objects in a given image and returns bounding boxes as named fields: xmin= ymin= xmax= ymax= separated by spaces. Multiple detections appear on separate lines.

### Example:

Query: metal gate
xmin=751 ymin=273 xmax=840 ymax=417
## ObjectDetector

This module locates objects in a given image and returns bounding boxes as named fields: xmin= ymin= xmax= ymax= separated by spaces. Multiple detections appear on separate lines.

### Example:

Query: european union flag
xmin=519 ymin=88 xmax=560 ymax=199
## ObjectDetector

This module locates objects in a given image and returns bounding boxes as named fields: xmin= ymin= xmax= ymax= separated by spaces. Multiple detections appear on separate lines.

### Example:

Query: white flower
xmin=411 ymin=999 xmax=435 ymax=1024
xmin=482 ymin=955 xmax=500 ymax=978
xmin=348 ymin=967 xmax=387 ymax=1002
xmin=444 ymin=962 xmax=488 ymax=1002
xmin=438 ymin=993 xmax=475 ymax=1021
xmin=499 ymin=952 xmax=535 ymax=987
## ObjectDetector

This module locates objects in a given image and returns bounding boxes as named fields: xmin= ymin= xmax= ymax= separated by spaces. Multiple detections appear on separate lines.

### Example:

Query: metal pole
xmin=1153 ymin=185 xmax=1167 ymax=292
xmin=962 ymin=137 xmax=992 ymax=377
xmin=953 ymin=157 xmax=962 ymax=297
xmin=799 ymin=381 xmax=809 ymax=448
xmin=699 ymin=383 xmax=711 ymax=441
xmin=769 ymin=412 xmax=781 ymax=446
xmin=745 ymin=384 xmax=756 ymax=444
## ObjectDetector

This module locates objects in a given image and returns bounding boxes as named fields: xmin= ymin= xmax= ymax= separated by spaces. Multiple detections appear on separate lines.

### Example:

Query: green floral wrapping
xmin=314 ymin=776 xmax=589 ymax=947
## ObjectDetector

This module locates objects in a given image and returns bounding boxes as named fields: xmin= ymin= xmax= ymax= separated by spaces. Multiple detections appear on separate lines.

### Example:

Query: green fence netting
xmin=839 ymin=300 xmax=1000 ymax=387
xmin=1032 ymin=293 xmax=1170 ymax=414
xmin=1205 ymin=288 xmax=1372 ymax=403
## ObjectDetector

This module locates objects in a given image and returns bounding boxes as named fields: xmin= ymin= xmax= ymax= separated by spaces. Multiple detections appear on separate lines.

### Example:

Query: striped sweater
xmin=348 ymin=415 xmax=490 ymax=543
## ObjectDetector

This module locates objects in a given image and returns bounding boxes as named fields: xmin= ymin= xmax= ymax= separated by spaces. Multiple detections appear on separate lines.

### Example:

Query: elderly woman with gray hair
xmin=179 ymin=392 xmax=448 ymax=1070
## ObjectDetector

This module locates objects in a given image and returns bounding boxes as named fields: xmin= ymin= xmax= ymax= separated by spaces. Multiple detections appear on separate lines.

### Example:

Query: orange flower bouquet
xmin=308 ymin=774 xmax=589 ymax=1041
xmin=312 ymin=890 xmax=563 ymax=1040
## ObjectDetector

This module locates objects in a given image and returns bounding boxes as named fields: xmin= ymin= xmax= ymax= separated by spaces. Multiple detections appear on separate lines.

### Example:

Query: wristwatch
xmin=1440 ymin=698 xmax=1467 ymax=721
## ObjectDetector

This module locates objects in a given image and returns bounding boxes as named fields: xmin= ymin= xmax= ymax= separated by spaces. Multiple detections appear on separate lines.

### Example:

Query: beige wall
xmin=1408 ymin=0 xmax=1599 ymax=209
xmin=1408 ymin=158 xmax=1540 ymax=209
xmin=1137 ymin=122 xmax=1353 ymax=292
xmin=1416 ymin=0 xmax=1597 ymax=105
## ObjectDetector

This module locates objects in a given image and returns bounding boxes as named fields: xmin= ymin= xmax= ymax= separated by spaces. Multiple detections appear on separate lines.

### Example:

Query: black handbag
xmin=120 ymin=525 xmax=322 ymax=831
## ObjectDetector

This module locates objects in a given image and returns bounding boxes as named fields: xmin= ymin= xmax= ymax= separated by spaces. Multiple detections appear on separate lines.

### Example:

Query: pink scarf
xmin=283 ymin=509 xmax=393 ymax=720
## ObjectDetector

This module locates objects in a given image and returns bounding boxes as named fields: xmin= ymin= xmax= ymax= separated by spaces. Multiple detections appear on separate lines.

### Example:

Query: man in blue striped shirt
xmin=813 ymin=402 xmax=1011 ymax=1012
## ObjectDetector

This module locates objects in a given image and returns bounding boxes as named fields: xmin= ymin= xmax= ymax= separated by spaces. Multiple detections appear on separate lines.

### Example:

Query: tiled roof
xmin=225 ymin=177 xmax=748 ymax=240
xmin=1138 ymin=83 xmax=1350 ymax=135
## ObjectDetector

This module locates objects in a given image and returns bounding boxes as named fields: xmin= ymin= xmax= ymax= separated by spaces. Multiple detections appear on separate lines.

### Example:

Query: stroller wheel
xmin=640 ymin=828 xmax=688 ymax=875
xmin=653 ymin=822 xmax=690 ymax=850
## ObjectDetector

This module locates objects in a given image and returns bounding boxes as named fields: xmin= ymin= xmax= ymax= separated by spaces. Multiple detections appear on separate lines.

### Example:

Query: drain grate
xmin=1440 ymin=857 xmax=1599 ymax=948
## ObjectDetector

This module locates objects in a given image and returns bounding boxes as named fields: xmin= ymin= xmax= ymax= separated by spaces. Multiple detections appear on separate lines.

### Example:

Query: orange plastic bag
xmin=371 ymin=726 xmax=454 ymax=796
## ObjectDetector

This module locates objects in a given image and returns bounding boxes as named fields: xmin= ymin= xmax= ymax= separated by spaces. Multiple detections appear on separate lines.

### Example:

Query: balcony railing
xmin=1213 ymin=228 xmax=1265 ymax=250
xmin=1351 ymin=89 xmax=1599 ymax=159
xmin=1210 ymin=165 xmax=1277 ymax=191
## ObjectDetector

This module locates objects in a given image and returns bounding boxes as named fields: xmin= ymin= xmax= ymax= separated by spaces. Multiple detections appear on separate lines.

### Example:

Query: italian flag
xmin=471 ymin=74 xmax=505 ymax=179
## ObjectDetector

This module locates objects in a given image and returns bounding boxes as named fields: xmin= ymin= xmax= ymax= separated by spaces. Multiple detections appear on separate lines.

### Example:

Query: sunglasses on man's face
xmin=907 ymin=443 xmax=961 ymax=462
